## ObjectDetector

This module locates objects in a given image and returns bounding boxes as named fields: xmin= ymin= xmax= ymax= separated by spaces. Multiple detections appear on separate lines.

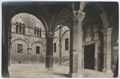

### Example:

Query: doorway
xmin=84 ymin=44 xmax=95 ymax=69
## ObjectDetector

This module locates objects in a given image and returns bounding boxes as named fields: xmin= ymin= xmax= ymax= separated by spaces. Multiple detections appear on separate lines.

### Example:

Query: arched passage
xmin=53 ymin=25 xmax=70 ymax=65
xmin=2 ymin=4 xmax=48 ymax=76
xmin=82 ymin=3 xmax=104 ymax=71
xmin=9 ymin=13 xmax=46 ymax=65
xmin=82 ymin=2 xmax=118 ymax=73
xmin=2 ymin=2 xmax=118 ymax=78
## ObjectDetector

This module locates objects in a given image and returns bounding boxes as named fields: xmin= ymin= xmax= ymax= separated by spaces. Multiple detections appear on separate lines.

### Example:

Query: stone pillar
xmin=2 ymin=13 xmax=10 ymax=77
xmin=59 ymin=25 xmax=62 ymax=65
xmin=94 ymin=32 xmax=100 ymax=70
xmin=103 ymin=28 xmax=112 ymax=73
xmin=45 ymin=32 xmax=54 ymax=70
xmin=95 ymin=40 xmax=100 ymax=70
xmin=69 ymin=10 xmax=85 ymax=77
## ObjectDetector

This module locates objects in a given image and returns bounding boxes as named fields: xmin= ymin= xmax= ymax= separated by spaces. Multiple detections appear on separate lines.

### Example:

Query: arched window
xmin=34 ymin=27 xmax=36 ymax=35
xmin=34 ymin=27 xmax=41 ymax=38
xmin=22 ymin=23 xmax=25 ymax=34
xmin=15 ymin=22 xmax=18 ymax=33
xmin=65 ymin=38 xmax=69 ymax=50
xmin=39 ymin=28 xmax=41 ymax=38
xmin=15 ymin=22 xmax=25 ymax=35
xmin=19 ymin=23 xmax=22 ymax=34
xmin=54 ymin=43 xmax=56 ymax=53
xmin=37 ymin=28 xmax=39 ymax=37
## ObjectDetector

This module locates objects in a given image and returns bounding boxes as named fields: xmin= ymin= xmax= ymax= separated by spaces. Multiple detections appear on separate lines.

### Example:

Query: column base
xmin=95 ymin=67 xmax=98 ymax=70
xmin=103 ymin=68 xmax=106 ymax=72
xmin=103 ymin=69 xmax=112 ymax=73
xmin=106 ymin=70 xmax=112 ymax=73
xmin=45 ymin=67 xmax=54 ymax=72
xmin=2 ymin=71 xmax=9 ymax=77
xmin=69 ymin=72 xmax=83 ymax=78
xmin=95 ymin=65 xmax=98 ymax=70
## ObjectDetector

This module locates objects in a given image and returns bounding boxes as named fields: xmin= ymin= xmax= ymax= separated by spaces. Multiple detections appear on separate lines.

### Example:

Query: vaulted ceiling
xmin=2 ymin=2 xmax=118 ymax=31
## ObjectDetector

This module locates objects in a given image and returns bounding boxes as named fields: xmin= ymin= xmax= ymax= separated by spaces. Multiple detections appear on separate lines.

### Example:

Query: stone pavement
xmin=8 ymin=63 xmax=114 ymax=78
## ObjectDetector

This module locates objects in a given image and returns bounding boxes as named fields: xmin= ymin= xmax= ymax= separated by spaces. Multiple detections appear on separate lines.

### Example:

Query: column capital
xmin=73 ymin=10 xmax=77 ymax=16
xmin=73 ymin=10 xmax=85 ymax=22
xmin=46 ymin=31 xmax=54 ymax=38
xmin=73 ymin=50 xmax=78 ymax=54
xmin=102 ymin=28 xmax=113 ymax=35
xmin=107 ymin=28 xmax=113 ymax=33
xmin=77 ymin=11 xmax=85 ymax=22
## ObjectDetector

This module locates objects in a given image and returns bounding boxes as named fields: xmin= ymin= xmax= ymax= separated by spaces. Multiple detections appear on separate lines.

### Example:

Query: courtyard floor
xmin=8 ymin=63 xmax=113 ymax=78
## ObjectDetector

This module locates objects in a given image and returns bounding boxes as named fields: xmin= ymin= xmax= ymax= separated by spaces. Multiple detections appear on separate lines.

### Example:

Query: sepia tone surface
xmin=2 ymin=2 xmax=119 ymax=78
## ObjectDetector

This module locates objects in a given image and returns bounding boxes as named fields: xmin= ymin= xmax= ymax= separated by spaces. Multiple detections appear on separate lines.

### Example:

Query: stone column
xmin=94 ymin=32 xmax=100 ymax=70
xmin=45 ymin=32 xmax=54 ymax=70
xmin=69 ymin=10 xmax=85 ymax=77
xmin=103 ymin=28 xmax=112 ymax=73
xmin=59 ymin=25 xmax=62 ymax=65
xmin=95 ymin=40 xmax=100 ymax=70
xmin=2 ymin=12 xmax=10 ymax=77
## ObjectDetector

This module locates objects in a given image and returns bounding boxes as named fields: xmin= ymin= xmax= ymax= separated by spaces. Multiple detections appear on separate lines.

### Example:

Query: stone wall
xmin=53 ymin=25 xmax=70 ymax=65
xmin=10 ymin=13 xmax=46 ymax=64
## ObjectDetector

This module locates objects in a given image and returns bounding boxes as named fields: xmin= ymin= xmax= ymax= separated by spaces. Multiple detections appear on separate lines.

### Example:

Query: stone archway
xmin=82 ymin=2 xmax=118 ymax=73
xmin=9 ymin=13 xmax=46 ymax=64
xmin=2 ymin=2 xmax=118 ymax=78
xmin=2 ymin=2 xmax=72 ymax=77
xmin=2 ymin=4 xmax=48 ymax=76
xmin=53 ymin=25 xmax=70 ymax=65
